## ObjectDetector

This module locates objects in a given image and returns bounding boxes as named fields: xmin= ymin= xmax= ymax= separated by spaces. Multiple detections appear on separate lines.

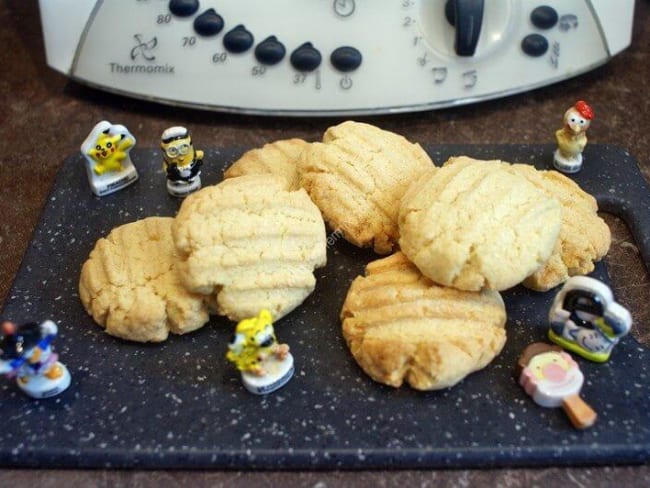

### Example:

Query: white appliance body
xmin=38 ymin=0 xmax=635 ymax=115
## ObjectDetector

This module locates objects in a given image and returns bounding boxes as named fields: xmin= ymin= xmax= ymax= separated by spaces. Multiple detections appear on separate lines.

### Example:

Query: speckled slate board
xmin=1 ymin=144 xmax=649 ymax=469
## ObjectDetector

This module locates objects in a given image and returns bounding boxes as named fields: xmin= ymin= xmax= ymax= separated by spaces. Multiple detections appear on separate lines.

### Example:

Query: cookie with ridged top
xmin=172 ymin=174 xmax=327 ymax=321
xmin=79 ymin=217 xmax=210 ymax=342
xmin=223 ymin=138 xmax=309 ymax=191
xmin=341 ymin=252 xmax=507 ymax=390
xmin=399 ymin=156 xmax=562 ymax=291
xmin=510 ymin=164 xmax=610 ymax=291
xmin=298 ymin=121 xmax=434 ymax=254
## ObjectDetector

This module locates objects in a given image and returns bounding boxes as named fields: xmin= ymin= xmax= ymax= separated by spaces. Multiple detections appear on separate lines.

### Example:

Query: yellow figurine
xmin=227 ymin=309 xmax=294 ymax=394
xmin=160 ymin=126 xmax=204 ymax=197
xmin=85 ymin=129 xmax=134 ymax=175
xmin=553 ymin=100 xmax=594 ymax=173
xmin=80 ymin=121 xmax=138 ymax=196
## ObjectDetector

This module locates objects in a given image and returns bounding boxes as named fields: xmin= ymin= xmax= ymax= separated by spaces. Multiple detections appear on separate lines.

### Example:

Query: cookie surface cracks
xmin=79 ymin=217 xmax=210 ymax=342
xmin=173 ymin=174 xmax=327 ymax=321
xmin=399 ymin=157 xmax=562 ymax=291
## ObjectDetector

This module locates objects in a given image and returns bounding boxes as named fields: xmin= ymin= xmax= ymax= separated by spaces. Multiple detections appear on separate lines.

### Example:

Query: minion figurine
xmin=226 ymin=309 xmax=294 ymax=395
xmin=160 ymin=126 xmax=204 ymax=197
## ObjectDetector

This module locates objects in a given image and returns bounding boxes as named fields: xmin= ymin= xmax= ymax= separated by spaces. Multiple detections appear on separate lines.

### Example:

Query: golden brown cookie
xmin=223 ymin=138 xmax=309 ymax=191
xmin=79 ymin=217 xmax=210 ymax=342
xmin=298 ymin=121 xmax=434 ymax=254
xmin=172 ymin=174 xmax=327 ymax=322
xmin=398 ymin=156 xmax=562 ymax=291
xmin=341 ymin=252 xmax=507 ymax=390
xmin=510 ymin=164 xmax=611 ymax=291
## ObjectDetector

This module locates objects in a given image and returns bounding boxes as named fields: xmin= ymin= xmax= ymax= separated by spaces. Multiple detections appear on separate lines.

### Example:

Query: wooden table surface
xmin=1 ymin=1 xmax=649 ymax=486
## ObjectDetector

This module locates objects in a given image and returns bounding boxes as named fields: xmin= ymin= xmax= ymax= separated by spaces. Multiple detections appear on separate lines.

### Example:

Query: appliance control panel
xmin=38 ymin=0 xmax=635 ymax=115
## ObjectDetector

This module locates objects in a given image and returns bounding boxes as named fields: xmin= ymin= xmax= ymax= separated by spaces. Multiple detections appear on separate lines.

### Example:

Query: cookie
xmin=510 ymin=164 xmax=611 ymax=291
xmin=399 ymin=156 xmax=562 ymax=291
xmin=298 ymin=121 xmax=434 ymax=254
xmin=172 ymin=174 xmax=327 ymax=322
xmin=341 ymin=252 xmax=507 ymax=390
xmin=223 ymin=138 xmax=309 ymax=191
xmin=79 ymin=217 xmax=210 ymax=342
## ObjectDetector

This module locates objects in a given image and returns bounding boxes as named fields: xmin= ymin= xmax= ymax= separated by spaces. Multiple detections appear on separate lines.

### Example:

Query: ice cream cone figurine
xmin=553 ymin=100 xmax=594 ymax=173
xmin=0 ymin=320 xmax=71 ymax=399
xmin=517 ymin=342 xmax=597 ymax=429
xmin=226 ymin=309 xmax=294 ymax=395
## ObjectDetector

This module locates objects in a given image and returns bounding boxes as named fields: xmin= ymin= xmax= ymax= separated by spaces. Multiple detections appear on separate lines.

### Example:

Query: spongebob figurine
xmin=80 ymin=121 xmax=138 ymax=196
xmin=160 ymin=126 xmax=204 ymax=198
xmin=226 ymin=309 xmax=294 ymax=395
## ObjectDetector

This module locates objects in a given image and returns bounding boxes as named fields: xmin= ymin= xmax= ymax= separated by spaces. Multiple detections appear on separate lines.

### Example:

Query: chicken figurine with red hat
xmin=553 ymin=100 xmax=594 ymax=173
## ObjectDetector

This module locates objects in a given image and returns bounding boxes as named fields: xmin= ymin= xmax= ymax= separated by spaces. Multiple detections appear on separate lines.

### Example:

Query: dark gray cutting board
xmin=1 ymin=144 xmax=649 ymax=469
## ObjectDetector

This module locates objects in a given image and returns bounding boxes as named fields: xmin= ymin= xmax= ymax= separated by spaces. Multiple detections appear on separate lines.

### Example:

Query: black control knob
xmin=530 ymin=6 xmax=559 ymax=30
xmin=445 ymin=0 xmax=485 ymax=57
xmin=169 ymin=0 xmax=199 ymax=17
xmin=521 ymin=34 xmax=549 ymax=57
xmin=223 ymin=25 xmax=254 ymax=53
xmin=330 ymin=46 xmax=362 ymax=72
xmin=193 ymin=9 xmax=224 ymax=37
xmin=290 ymin=43 xmax=322 ymax=72
xmin=255 ymin=36 xmax=286 ymax=65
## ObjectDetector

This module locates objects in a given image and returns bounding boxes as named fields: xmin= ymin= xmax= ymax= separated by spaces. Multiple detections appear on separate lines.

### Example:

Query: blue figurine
xmin=548 ymin=276 xmax=632 ymax=362
xmin=0 ymin=320 xmax=71 ymax=398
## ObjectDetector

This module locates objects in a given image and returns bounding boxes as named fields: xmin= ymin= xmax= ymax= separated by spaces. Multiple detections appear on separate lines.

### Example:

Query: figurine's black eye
xmin=107 ymin=142 xmax=112 ymax=148
xmin=95 ymin=145 xmax=101 ymax=150
xmin=260 ymin=337 xmax=273 ymax=348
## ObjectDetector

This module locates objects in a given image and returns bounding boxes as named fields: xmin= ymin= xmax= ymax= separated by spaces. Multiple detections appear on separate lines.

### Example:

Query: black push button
xmin=521 ymin=34 xmax=549 ymax=57
xmin=193 ymin=9 xmax=224 ymax=37
xmin=330 ymin=46 xmax=362 ymax=72
xmin=223 ymin=25 xmax=254 ymax=53
xmin=169 ymin=0 xmax=199 ymax=17
xmin=290 ymin=43 xmax=322 ymax=72
xmin=531 ymin=6 xmax=558 ymax=30
xmin=255 ymin=36 xmax=286 ymax=65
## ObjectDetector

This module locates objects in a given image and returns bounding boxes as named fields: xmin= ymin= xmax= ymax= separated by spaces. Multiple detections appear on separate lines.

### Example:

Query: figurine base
xmin=241 ymin=353 xmax=294 ymax=395
xmin=553 ymin=150 xmax=583 ymax=174
xmin=17 ymin=362 xmax=71 ymax=399
xmin=548 ymin=329 xmax=612 ymax=363
xmin=167 ymin=177 xmax=201 ymax=198
xmin=86 ymin=161 xmax=139 ymax=197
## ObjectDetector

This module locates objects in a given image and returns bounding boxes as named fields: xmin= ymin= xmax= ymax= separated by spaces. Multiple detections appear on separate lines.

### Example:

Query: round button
xmin=531 ymin=6 xmax=558 ymax=30
xmin=290 ymin=43 xmax=322 ymax=72
xmin=255 ymin=36 xmax=286 ymax=65
xmin=193 ymin=9 xmax=224 ymax=37
xmin=330 ymin=46 xmax=362 ymax=72
xmin=223 ymin=25 xmax=254 ymax=53
xmin=169 ymin=0 xmax=200 ymax=17
xmin=521 ymin=33 xmax=549 ymax=57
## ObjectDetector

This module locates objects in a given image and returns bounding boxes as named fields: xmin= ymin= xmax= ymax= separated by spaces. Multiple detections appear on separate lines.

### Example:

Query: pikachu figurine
xmin=80 ymin=120 xmax=138 ymax=196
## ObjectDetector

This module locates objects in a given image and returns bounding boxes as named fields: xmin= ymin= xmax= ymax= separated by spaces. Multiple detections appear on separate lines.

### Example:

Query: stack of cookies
xmin=78 ymin=121 xmax=610 ymax=392
xmin=79 ymin=175 xmax=327 ymax=342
